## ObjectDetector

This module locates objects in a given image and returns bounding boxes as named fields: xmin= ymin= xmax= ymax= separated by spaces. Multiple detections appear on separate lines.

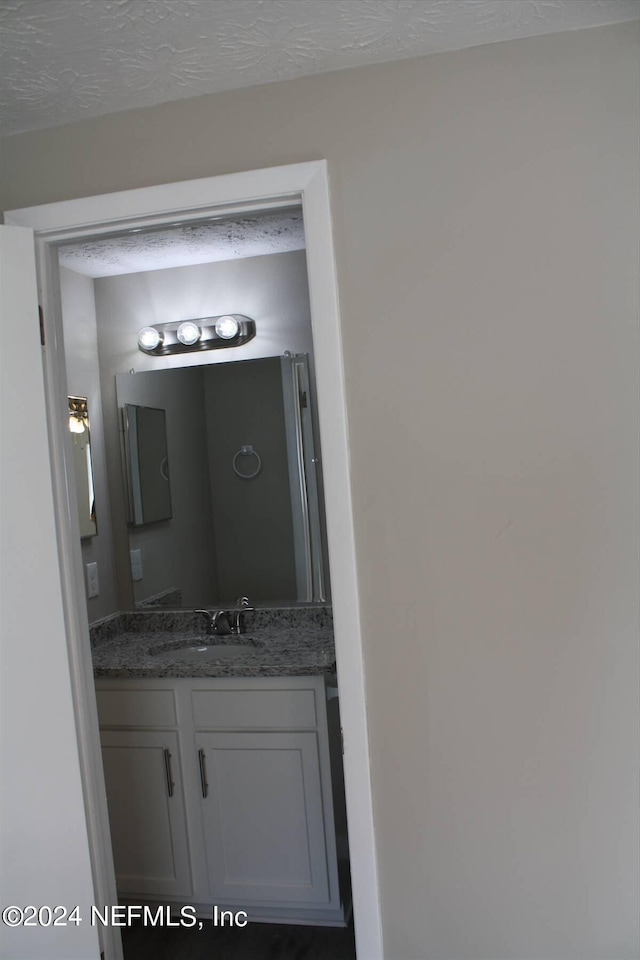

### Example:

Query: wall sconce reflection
xmin=68 ymin=396 xmax=97 ymax=538
xmin=69 ymin=396 xmax=89 ymax=433
xmin=137 ymin=315 xmax=255 ymax=356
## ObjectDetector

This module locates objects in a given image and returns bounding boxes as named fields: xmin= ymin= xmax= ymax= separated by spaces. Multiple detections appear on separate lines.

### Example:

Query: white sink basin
xmin=150 ymin=640 xmax=263 ymax=662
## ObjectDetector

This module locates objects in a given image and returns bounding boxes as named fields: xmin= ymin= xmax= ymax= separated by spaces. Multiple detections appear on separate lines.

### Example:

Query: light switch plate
xmin=86 ymin=562 xmax=99 ymax=598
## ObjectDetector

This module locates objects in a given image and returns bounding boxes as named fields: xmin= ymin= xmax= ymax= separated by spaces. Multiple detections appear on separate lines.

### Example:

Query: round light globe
xmin=138 ymin=326 xmax=162 ymax=351
xmin=177 ymin=321 xmax=202 ymax=346
xmin=215 ymin=315 xmax=239 ymax=340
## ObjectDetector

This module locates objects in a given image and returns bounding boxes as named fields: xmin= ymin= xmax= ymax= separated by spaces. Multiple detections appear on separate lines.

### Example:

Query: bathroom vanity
xmin=92 ymin=608 xmax=346 ymax=926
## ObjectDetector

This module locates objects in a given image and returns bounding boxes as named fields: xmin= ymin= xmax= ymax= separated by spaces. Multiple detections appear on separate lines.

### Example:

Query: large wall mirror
xmin=115 ymin=353 xmax=326 ymax=607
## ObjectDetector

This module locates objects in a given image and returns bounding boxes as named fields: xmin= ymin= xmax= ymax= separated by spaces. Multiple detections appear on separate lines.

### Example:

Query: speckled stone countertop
xmin=90 ymin=606 xmax=335 ymax=679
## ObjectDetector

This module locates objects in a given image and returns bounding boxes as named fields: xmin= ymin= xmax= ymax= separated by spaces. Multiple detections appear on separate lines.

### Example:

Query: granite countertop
xmin=90 ymin=606 xmax=336 ymax=679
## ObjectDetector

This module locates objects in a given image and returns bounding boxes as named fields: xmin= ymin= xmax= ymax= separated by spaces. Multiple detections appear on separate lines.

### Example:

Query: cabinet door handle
xmin=198 ymin=748 xmax=209 ymax=799
xmin=163 ymin=748 xmax=175 ymax=798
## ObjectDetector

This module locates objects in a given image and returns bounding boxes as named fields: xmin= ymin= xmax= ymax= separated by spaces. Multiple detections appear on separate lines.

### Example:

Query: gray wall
xmin=2 ymin=24 xmax=638 ymax=958
xmin=204 ymin=358 xmax=296 ymax=601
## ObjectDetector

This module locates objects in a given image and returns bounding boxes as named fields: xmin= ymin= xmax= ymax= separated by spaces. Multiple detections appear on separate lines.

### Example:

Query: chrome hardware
xmin=212 ymin=610 xmax=231 ymax=634
xmin=196 ymin=605 xmax=255 ymax=635
xmin=198 ymin=749 xmax=209 ymax=798
xmin=195 ymin=609 xmax=231 ymax=635
xmin=163 ymin=748 xmax=175 ymax=798
xmin=231 ymin=597 xmax=254 ymax=634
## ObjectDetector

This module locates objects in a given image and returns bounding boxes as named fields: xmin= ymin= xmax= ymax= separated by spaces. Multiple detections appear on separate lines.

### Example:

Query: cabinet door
xmin=196 ymin=731 xmax=330 ymax=905
xmin=100 ymin=729 xmax=191 ymax=898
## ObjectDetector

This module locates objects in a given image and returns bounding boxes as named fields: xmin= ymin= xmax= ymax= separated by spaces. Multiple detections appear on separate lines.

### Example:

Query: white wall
xmin=1 ymin=24 xmax=638 ymax=959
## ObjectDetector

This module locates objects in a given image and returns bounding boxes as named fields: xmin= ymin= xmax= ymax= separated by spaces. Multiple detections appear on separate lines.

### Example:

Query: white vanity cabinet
xmin=96 ymin=684 xmax=192 ymax=900
xmin=95 ymin=676 xmax=344 ymax=925
xmin=100 ymin=729 xmax=192 ymax=898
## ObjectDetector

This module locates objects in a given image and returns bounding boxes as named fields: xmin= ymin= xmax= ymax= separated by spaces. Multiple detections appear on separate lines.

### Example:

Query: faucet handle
xmin=194 ymin=609 xmax=215 ymax=635
xmin=232 ymin=600 xmax=254 ymax=635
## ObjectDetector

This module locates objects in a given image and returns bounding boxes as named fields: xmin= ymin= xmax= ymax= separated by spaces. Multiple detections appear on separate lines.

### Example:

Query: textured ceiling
xmin=58 ymin=209 xmax=306 ymax=276
xmin=1 ymin=0 xmax=639 ymax=136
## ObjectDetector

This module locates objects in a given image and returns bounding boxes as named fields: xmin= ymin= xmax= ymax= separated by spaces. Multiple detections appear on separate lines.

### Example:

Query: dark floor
xmin=121 ymin=916 xmax=356 ymax=960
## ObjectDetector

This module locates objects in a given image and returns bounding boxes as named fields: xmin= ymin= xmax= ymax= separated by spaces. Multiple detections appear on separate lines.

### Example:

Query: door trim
xmin=6 ymin=161 xmax=383 ymax=959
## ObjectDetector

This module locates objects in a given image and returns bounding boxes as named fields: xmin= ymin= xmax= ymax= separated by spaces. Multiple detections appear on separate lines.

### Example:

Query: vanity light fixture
xmin=137 ymin=315 xmax=256 ymax=356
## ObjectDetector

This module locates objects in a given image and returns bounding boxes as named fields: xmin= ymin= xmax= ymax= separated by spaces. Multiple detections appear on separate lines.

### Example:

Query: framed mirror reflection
xmin=116 ymin=354 xmax=326 ymax=606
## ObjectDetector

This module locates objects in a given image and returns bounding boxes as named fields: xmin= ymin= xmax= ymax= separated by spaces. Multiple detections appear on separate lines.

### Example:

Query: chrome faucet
xmin=195 ymin=609 xmax=231 ymax=636
xmin=232 ymin=596 xmax=254 ymax=634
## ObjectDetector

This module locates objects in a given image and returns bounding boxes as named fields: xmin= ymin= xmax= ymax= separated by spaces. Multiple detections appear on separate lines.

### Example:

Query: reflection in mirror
xmin=115 ymin=354 xmax=326 ymax=607
xmin=122 ymin=404 xmax=172 ymax=525
xmin=69 ymin=396 xmax=97 ymax=539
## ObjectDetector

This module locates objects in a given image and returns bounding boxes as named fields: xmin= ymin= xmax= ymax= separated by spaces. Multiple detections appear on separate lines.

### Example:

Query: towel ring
xmin=233 ymin=445 xmax=262 ymax=480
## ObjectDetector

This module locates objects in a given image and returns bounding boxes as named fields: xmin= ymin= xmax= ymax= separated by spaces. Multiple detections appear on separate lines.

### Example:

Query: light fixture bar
xmin=137 ymin=315 xmax=256 ymax=356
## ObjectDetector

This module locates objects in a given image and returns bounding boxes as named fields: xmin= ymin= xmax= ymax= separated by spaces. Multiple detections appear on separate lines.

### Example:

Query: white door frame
xmin=6 ymin=161 xmax=383 ymax=960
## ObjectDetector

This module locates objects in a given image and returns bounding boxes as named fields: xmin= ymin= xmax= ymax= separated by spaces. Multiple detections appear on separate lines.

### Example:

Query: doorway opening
xmin=6 ymin=162 xmax=382 ymax=960
xmin=57 ymin=206 xmax=353 ymax=956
